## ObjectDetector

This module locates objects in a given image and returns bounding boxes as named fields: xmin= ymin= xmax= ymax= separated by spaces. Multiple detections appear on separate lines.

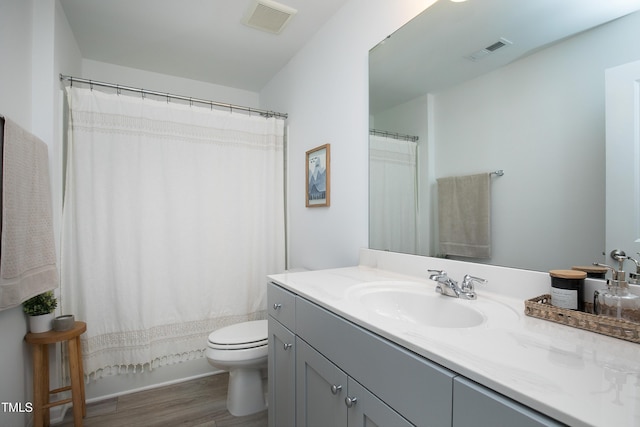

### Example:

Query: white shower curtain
xmin=61 ymin=87 xmax=285 ymax=378
xmin=369 ymin=134 xmax=418 ymax=254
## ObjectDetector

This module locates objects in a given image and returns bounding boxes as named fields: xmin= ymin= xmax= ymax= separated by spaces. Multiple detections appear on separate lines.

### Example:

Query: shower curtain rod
xmin=59 ymin=74 xmax=288 ymax=120
xmin=370 ymin=128 xmax=419 ymax=142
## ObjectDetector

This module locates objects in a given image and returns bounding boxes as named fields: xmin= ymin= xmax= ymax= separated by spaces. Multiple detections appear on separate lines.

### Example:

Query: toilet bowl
xmin=206 ymin=320 xmax=268 ymax=416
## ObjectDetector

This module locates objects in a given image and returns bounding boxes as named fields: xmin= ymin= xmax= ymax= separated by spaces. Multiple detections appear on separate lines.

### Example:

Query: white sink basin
xmin=347 ymin=281 xmax=516 ymax=329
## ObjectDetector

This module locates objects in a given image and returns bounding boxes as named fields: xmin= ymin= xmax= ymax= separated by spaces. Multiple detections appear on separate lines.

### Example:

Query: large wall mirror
xmin=369 ymin=0 xmax=640 ymax=272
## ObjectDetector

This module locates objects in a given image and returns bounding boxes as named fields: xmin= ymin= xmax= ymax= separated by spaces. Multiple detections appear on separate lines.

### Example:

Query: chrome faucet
xmin=428 ymin=270 xmax=460 ymax=297
xmin=428 ymin=270 xmax=486 ymax=300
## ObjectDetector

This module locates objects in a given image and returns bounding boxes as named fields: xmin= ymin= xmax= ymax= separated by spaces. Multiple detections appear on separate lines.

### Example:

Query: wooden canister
xmin=572 ymin=265 xmax=607 ymax=279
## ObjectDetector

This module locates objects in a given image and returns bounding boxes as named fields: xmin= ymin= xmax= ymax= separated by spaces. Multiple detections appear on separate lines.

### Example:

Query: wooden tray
xmin=524 ymin=294 xmax=640 ymax=344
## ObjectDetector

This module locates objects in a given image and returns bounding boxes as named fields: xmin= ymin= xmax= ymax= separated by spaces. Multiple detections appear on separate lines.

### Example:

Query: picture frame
xmin=305 ymin=144 xmax=330 ymax=207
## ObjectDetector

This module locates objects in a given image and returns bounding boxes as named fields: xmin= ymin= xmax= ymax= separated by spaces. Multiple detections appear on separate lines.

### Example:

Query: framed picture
xmin=306 ymin=144 xmax=330 ymax=207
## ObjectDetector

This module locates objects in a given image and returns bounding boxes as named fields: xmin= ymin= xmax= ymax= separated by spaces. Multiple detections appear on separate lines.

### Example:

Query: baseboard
xmin=85 ymin=370 xmax=221 ymax=405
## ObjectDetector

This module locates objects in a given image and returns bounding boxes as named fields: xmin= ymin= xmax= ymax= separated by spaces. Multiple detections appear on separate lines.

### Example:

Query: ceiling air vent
xmin=243 ymin=0 xmax=297 ymax=34
xmin=466 ymin=37 xmax=513 ymax=62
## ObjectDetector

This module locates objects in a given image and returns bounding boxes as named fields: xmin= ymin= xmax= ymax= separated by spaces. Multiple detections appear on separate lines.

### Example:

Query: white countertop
xmin=268 ymin=253 xmax=640 ymax=427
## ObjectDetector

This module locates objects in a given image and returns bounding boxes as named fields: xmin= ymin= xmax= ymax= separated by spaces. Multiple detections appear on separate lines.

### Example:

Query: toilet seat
xmin=207 ymin=320 xmax=267 ymax=350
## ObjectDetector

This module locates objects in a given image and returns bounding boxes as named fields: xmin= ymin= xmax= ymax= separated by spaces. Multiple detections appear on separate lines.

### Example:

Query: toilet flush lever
xmin=283 ymin=343 xmax=292 ymax=350
xmin=273 ymin=303 xmax=282 ymax=310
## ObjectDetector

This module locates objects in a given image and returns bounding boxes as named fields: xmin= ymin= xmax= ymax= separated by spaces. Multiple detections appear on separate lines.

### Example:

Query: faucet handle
xmin=461 ymin=274 xmax=487 ymax=292
xmin=428 ymin=269 xmax=446 ymax=280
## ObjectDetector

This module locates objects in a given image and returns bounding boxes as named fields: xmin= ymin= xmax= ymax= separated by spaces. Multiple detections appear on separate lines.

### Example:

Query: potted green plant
xmin=23 ymin=291 xmax=57 ymax=333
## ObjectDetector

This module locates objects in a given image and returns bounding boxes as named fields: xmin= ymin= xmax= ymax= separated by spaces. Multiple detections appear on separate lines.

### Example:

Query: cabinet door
xmin=268 ymin=317 xmax=296 ymax=427
xmin=296 ymin=339 xmax=348 ymax=427
xmin=453 ymin=377 xmax=564 ymax=427
xmin=296 ymin=296 xmax=455 ymax=426
xmin=346 ymin=378 xmax=413 ymax=427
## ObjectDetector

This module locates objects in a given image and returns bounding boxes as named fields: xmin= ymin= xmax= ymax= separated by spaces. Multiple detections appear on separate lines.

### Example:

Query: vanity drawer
xmin=267 ymin=282 xmax=296 ymax=331
xmin=453 ymin=377 xmax=564 ymax=427
xmin=296 ymin=297 xmax=455 ymax=427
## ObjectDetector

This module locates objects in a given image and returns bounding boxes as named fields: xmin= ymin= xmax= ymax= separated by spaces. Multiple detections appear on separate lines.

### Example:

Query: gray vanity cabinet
xmin=267 ymin=284 xmax=296 ymax=427
xmin=268 ymin=282 xmax=562 ymax=427
xmin=452 ymin=377 xmax=564 ymax=427
xmin=296 ymin=337 xmax=412 ymax=427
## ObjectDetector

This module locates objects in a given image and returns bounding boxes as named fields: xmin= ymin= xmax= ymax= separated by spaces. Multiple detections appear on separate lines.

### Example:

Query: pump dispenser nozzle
xmin=592 ymin=262 xmax=627 ymax=285
xmin=626 ymin=253 xmax=640 ymax=285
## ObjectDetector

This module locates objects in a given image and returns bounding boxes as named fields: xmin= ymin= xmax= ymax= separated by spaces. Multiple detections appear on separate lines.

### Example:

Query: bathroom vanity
xmin=267 ymin=249 xmax=640 ymax=427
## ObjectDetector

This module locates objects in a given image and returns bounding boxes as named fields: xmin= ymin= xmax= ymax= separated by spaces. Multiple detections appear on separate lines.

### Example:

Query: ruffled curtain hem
xmin=84 ymin=349 xmax=205 ymax=382
xmin=81 ymin=310 xmax=267 ymax=381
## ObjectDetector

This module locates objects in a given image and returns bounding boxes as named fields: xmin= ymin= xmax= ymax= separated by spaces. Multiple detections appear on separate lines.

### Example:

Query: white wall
xmin=0 ymin=0 xmax=33 ymax=128
xmin=80 ymin=60 xmax=260 ymax=109
xmin=0 ymin=2 xmax=37 ymax=426
xmin=0 ymin=1 xmax=80 ymax=425
xmin=434 ymin=11 xmax=640 ymax=272
xmin=260 ymin=0 xmax=435 ymax=270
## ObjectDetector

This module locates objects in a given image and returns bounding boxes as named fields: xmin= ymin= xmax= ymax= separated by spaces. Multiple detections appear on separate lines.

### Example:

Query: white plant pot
xmin=28 ymin=312 xmax=55 ymax=333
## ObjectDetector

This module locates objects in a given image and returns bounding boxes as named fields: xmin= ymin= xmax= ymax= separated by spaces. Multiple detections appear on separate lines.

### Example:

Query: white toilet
xmin=205 ymin=319 xmax=268 ymax=416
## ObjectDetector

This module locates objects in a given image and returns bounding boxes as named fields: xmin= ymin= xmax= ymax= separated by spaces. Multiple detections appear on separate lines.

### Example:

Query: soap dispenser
xmin=593 ymin=255 xmax=640 ymax=322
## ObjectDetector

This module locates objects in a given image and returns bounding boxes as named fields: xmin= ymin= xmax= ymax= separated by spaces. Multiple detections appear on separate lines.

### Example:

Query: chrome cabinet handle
xmin=330 ymin=384 xmax=342 ymax=395
xmin=345 ymin=396 xmax=357 ymax=407
xmin=283 ymin=343 xmax=292 ymax=350
xmin=273 ymin=303 xmax=282 ymax=310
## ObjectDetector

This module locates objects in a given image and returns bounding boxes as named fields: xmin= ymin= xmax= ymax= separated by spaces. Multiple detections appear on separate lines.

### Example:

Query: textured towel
xmin=0 ymin=117 xmax=58 ymax=311
xmin=437 ymin=173 xmax=491 ymax=259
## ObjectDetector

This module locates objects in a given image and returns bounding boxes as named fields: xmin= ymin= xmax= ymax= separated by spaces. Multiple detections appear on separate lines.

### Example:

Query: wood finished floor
xmin=56 ymin=373 xmax=267 ymax=427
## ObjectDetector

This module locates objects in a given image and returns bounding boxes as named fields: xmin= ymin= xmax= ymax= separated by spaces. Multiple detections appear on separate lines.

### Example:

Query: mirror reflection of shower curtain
xmin=369 ymin=135 xmax=418 ymax=254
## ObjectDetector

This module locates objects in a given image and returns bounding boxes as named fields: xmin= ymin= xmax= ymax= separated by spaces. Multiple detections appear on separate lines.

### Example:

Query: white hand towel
xmin=0 ymin=117 xmax=58 ymax=310
xmin=437 ymin=173 xmax=491 ymax=259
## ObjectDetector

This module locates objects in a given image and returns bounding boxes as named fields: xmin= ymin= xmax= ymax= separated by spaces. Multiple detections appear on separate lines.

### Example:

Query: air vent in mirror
xmin=466 ymin=38 xmax=513 ymax=61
